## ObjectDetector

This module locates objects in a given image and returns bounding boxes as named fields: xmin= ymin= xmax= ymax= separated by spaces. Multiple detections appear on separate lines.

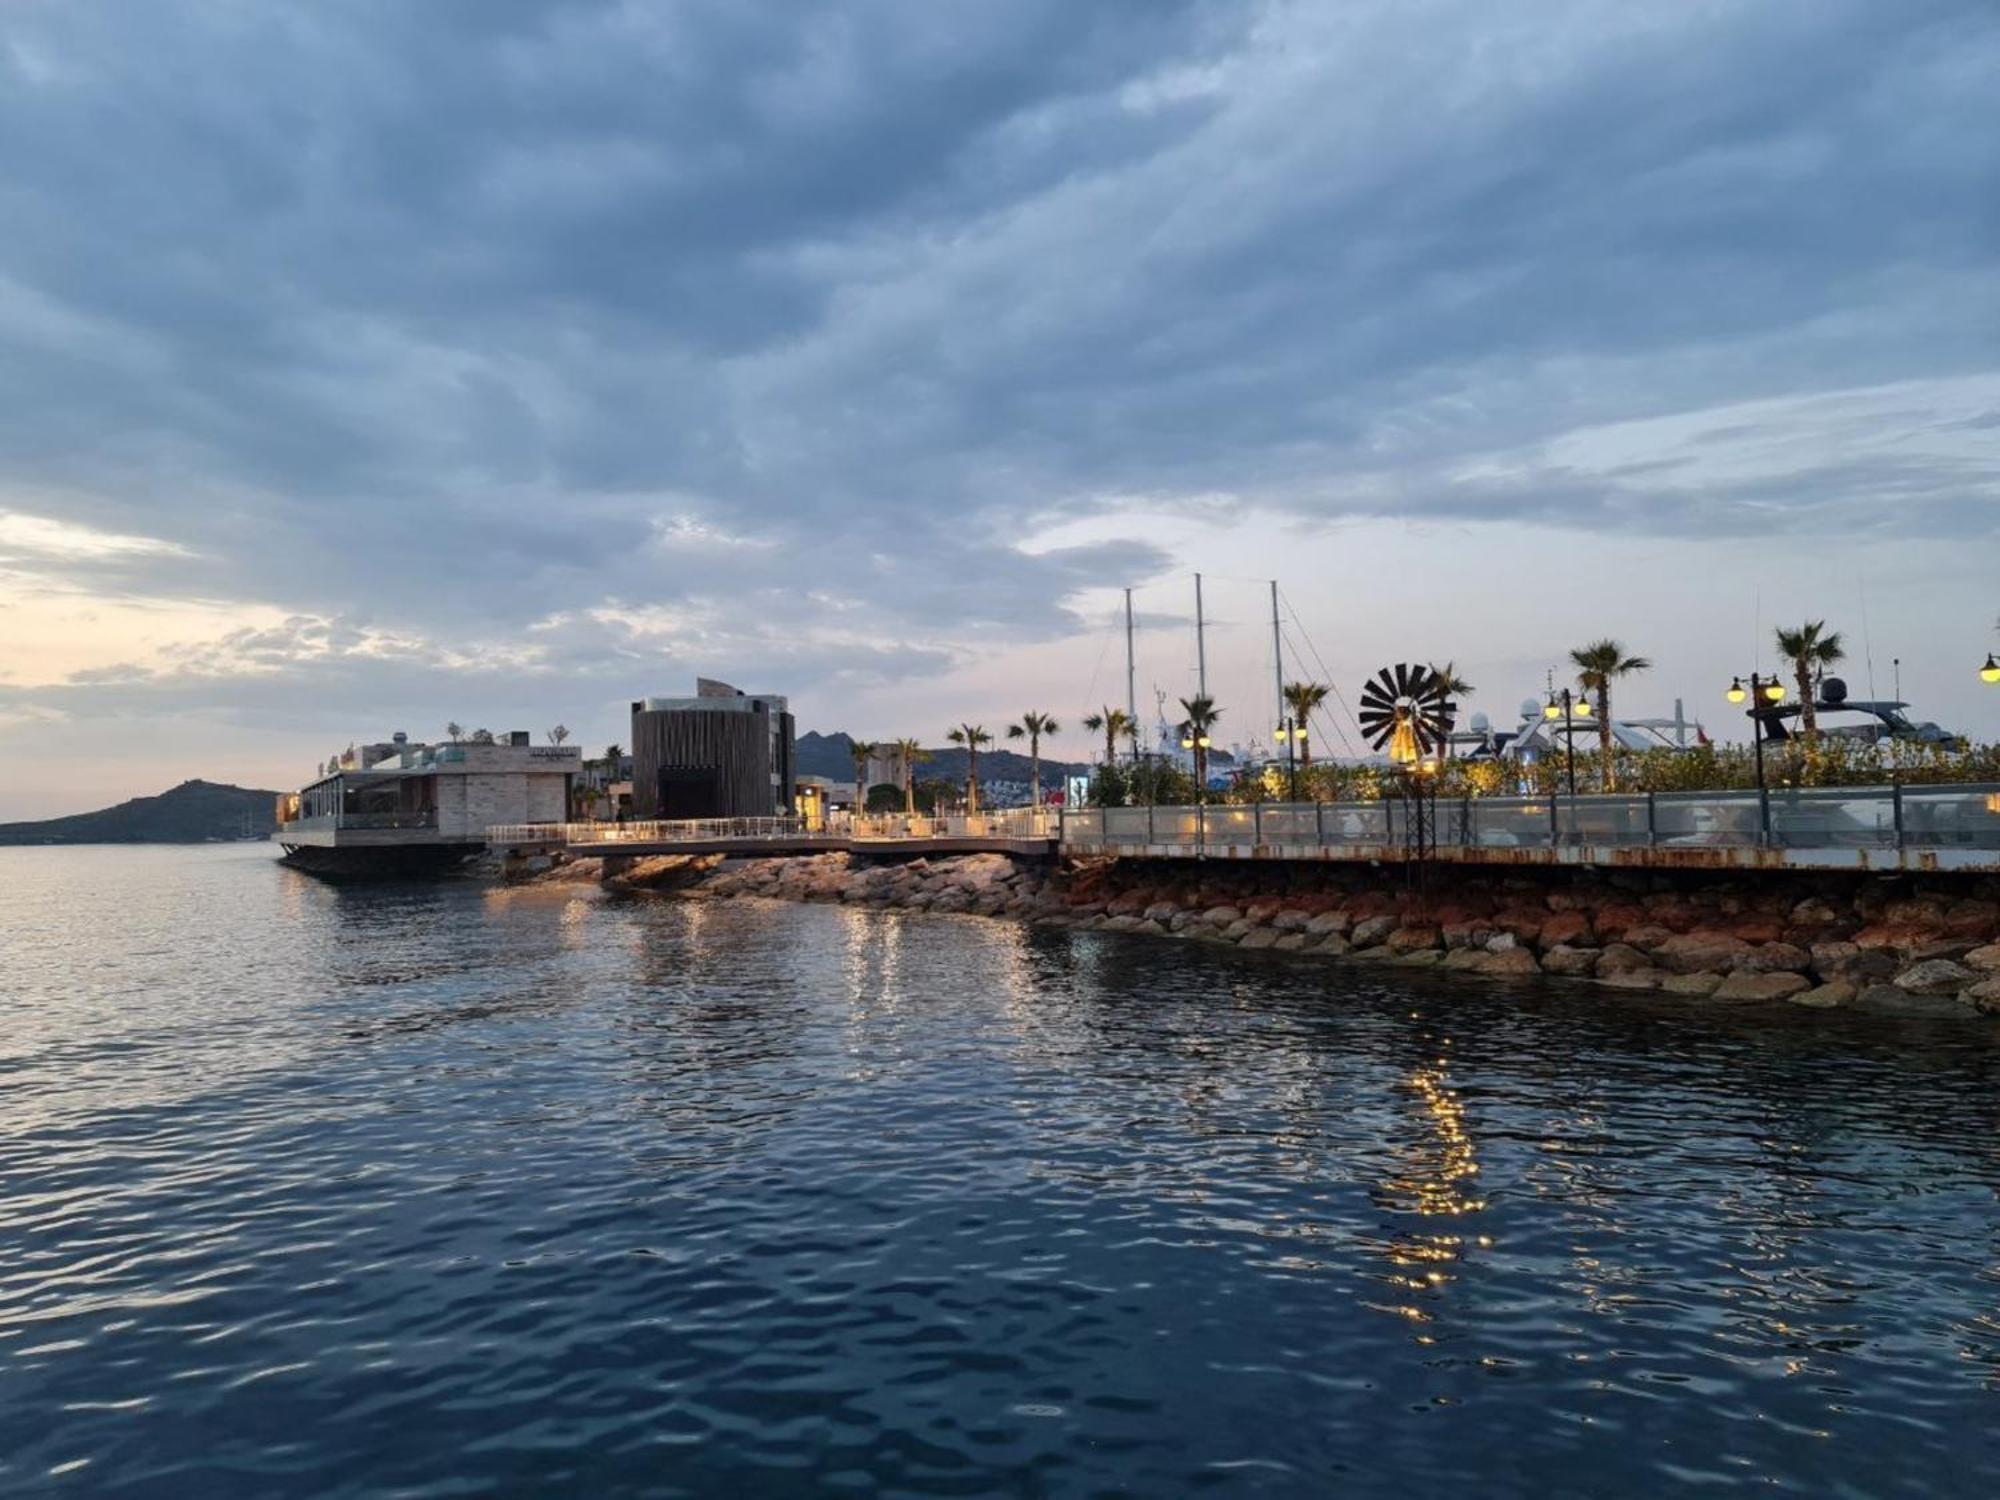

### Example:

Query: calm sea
xmin=3 ymin=844 xmax=1999 ymax=1496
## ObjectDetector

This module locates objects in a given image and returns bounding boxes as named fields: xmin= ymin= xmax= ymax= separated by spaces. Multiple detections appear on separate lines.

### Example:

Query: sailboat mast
xmin=1194 ymin=573 xmax=1207 ymax=700
xmin=1124 ymin=587 xmax=1138 ymax=765
xmin=1270 ymin=580 xmax=1285 ymax=727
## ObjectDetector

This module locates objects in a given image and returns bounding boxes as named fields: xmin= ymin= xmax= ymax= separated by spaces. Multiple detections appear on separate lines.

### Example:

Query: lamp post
xmin=1542 ymin=688 xmax=1592 ymax=799
xmin=1180 ymin=729 xmax=1212 ymax=804
xmin=1724 ymin=673 xmax=1789 ymax=789
xmin=1273 ymin=716 xmax=1304 ymax=802
xmin=1982 ymin=653 xmax=2000 ymax=685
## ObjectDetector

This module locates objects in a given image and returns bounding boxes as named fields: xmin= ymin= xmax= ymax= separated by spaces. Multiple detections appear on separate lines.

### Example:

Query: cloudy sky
xmin=2 ymin=0 xmax=1997 ymax=817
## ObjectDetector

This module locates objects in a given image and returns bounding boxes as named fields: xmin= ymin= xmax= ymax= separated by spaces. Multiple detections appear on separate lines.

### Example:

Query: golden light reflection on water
xmin=1364 ymin=1052 xmax=1491 ymax=1330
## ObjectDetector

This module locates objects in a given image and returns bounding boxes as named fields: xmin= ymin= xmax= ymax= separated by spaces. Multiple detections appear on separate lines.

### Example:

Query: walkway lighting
xmin=1982 ymin=653 xmax=2000 ymax=684
xmin=1763 ymin=680 xmax=1786 ymax=702
xmin=1726 ymin=677 xmax=1747 ymax=704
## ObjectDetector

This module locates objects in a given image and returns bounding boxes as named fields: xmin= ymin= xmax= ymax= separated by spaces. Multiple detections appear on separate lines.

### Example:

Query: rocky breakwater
xmin=1045 ymin=860 xmax=2000 ymax=1018
xmin=526 ymin=849 xmax=2000 ymax=1018
xmin=581 ymin=849 xmax=1058 ymax=917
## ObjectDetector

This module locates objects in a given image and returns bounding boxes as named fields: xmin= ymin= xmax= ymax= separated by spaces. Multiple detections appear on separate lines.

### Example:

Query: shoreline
xmin=516 ymin=848 xmax=2000 ymax=1019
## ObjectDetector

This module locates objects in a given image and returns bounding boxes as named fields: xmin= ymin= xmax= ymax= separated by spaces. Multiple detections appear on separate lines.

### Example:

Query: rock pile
xmin=522 ymin=847 xmax=2000 ymax=1016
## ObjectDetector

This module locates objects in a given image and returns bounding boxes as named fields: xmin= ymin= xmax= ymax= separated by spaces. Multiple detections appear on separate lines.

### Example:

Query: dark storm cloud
xmin=0 ymin=0 xmax=1995 ymax=721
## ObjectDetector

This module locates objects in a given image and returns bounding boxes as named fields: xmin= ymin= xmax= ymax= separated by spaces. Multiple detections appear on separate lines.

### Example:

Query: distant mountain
xmin=795 ymin=730 xmax=1090 ymax=787
xmin=0 ymin=779 xmax=282 ymax=845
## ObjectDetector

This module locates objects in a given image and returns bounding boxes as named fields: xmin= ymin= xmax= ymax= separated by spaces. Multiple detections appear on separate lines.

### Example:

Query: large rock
xmin=1310 ymin=933 xmax=1353 ymax=957
xmin=1738 ymin=942 xmax=1811 ymax=974
xmin=1655 ymin=931 xmax=1752 ymax=974
xmin=1271 ymin=909 xmax=1310 ymax=932
xmin=1542 ymin=945 xmax=1600 ymax=977
xmin=1662 ymin=973 xmax=1722 ymax=997
xmin=1305 ymin=911 xmax=1350 ymax=937
xmin=1240 ymin=928 xmax=1280 ymax=951
xmin=1387 ymin=925 xmax=1441 ymax=954
xmin=1594 ymin=943 xmax=1654 ymax=977
xmin=1966 ymin=944 xmax=2000 ymax=973
xmin=1599 ymin=968 xmax=1666 ymax=991
xmin=1538 ymin=911 xmax=1596 ymax=950
xmin=1712 ymin=971 xmax=1811 ymax=1002
xmin=1203 ymin=906 xmax=1242 ymax=927
xmin=1791 ymin=981 xmax=1856 ymax=1009
xmin=1470 ymin=949 xmax=1541 ymax=977
xmin=1892 ymin=959 xmax=1977 ymax=996
xmin=1943 ymin=899 xmax=2000 ymax=942
xmin=1351 ymin=914 xmax=1399 ymax=947
xmin=1964 ymin=978 xmax=2000 ymax=1014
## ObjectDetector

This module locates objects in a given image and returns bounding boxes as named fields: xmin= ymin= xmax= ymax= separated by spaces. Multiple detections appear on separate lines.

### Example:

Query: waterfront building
xmin=276 ymin=731 xmax=579 ymax=874
xmin=630 ymin=678 xmax=796 ymax=819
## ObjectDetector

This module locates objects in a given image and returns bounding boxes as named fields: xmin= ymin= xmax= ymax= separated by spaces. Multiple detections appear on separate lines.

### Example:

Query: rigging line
xmin=1076 ymin=609 xmax=1118 ymax=724
xmin=1276 ymin=590 xmax=1362 ymax=759
xmin=1283 ymin=621 xmax=1361 ymax=761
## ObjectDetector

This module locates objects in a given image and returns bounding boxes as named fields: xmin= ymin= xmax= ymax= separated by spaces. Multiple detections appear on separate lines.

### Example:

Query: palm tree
xmin=1006 ymin=711 xmax=1060 ymax=805
xmin=1080 ymin=706 xmax=1133 ymax=767
xmin=893 ymin=737 xmax=926 ymax=815
xmin=849 ymin=739 xmax=876 ymax=814
xmin=445 ymin=721 xmax=464 ymax=744
xmin=1176 ymin=695 xmax=1221 ymax=802
xmin=1281 ymin=682 xmax=1329 ymax=768
xmin=1426 ymin=662 xmax=1475 ymax=761
xmin=1568 ymin=639 xmax=1651 ymax=790
xmin=946 ymin=723 xmax=992 ymax=812
xmin=1773 ymin=621 xmax=1845 ymax=744
xmin=548 ymin=724 xmax=570 ymax=746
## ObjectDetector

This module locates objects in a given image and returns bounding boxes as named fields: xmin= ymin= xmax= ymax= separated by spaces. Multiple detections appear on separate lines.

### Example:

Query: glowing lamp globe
xmin=1726 ymin=678 xmax=1747 ymax=704
xmin=1982 ymin=654 xmax=2000 ymax=684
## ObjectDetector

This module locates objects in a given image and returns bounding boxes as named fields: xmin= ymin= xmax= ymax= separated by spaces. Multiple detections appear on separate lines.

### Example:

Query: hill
xmin=795 ymin=730 xmax=1090 ymax=787
xmin=0 ymin=779 xmax=282 ymax=845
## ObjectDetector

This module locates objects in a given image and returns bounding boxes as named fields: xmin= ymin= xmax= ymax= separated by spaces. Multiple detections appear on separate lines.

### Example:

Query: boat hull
xmin=276 ymin=841 xmax=485 ymax=880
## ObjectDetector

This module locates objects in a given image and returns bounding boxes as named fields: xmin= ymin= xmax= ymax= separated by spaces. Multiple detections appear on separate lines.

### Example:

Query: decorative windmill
xmin=1357 ymin=664 xmax=1456 ymax=767
xmin=1357 ymin=663 xmax=1457 ymax=875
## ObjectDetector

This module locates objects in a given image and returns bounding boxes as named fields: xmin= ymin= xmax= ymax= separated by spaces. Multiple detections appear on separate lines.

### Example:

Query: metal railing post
xmin=1758 ymin=787 xmax=1772 ymax=847
xmin=1147 ymin=802 xmax=1156 ymax=846
xmin=1316 ymin=800 xmax=1326 ymax=846
xmin=1646 ymin=792 xmax=1658 ymax=847
xmin=1197 ymin=801 xmax=1206 ymax=856
xmin=1892 ymin=781 xmax=1905 ymax=848
xmin=1254 ymin=801 xmax=1263 ymax=848
xmin=1548 ymin=793 xmax=1559 ymax=848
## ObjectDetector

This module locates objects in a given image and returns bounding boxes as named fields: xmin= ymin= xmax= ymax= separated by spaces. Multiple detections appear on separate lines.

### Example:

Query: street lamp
xmin=1982 ymin=653 xmax=2000 ymax=685
xmin=1273 ymin=717 xmax=1305 ymax=802
xmin=1543 ymin=688 xmax=1592 ymax=799
xmin=1724 ymin=674 xmax=1787 ymax=788
xmin=1180 ymin=729 xmax=1212 ymax=804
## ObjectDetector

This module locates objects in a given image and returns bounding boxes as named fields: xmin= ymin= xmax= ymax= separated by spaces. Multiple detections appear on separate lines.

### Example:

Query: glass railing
xmin=489 ymin=786 xmax=2000 ymax=856
xmin=1059 ymin=785 xmax=2000 ymax=853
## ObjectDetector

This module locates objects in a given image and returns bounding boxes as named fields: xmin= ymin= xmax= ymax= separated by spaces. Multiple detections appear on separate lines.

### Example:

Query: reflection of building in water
xmin=1365 ymin=1056 xmax=1491 ymax=1330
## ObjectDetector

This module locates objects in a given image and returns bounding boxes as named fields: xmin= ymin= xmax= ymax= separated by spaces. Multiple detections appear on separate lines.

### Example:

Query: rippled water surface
xmin=5 ymin=845 xmax=2000 ymax=1496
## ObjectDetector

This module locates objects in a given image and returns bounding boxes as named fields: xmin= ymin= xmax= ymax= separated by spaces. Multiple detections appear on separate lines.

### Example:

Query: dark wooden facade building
xmin=630 ymin=680 xmax=796 ymax=819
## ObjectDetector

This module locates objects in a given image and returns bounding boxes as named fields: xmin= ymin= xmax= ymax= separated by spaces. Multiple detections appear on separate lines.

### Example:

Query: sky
xmin=1 ymin=0 xmax=1997 ymax=818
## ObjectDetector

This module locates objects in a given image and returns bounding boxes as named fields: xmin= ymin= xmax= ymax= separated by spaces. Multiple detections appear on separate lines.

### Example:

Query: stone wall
xmin=524 ymin=850 xmax=2000 ymax=1017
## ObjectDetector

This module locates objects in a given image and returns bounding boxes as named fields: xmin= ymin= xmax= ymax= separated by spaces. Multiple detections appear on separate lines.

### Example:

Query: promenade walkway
xmin=491 ymin=783 xmax=2000 ymax=874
